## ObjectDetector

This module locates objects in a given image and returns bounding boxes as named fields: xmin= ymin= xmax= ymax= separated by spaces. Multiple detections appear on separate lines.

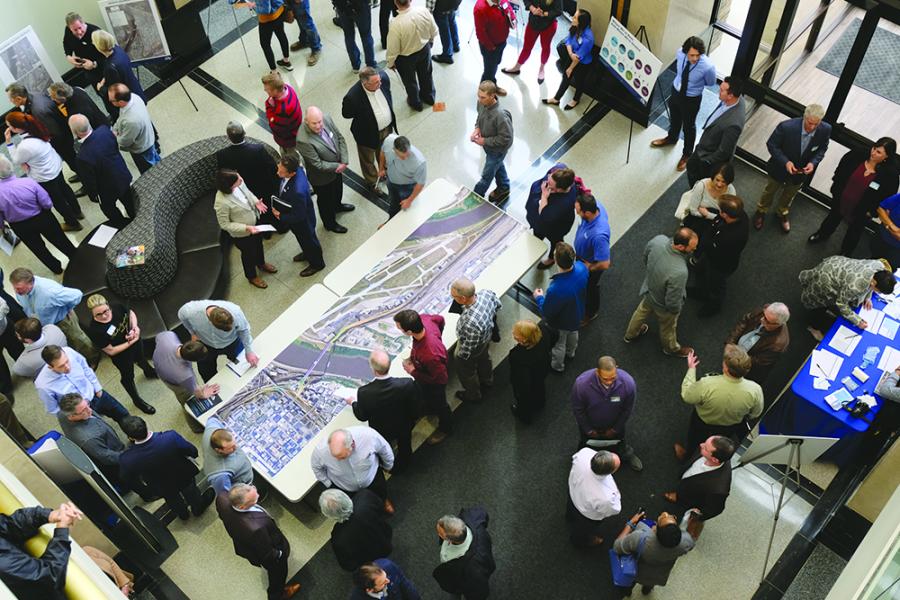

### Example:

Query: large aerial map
xmin=217 ymin=188 xmax=530 ymax=476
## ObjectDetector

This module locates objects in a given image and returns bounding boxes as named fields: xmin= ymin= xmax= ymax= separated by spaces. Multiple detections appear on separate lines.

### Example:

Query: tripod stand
xmin=206 ymin=0 xmax=252 ymax=68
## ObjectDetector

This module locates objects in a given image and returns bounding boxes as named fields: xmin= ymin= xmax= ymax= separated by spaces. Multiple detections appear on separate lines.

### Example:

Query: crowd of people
xmin=0 ymin=5 xmax=899 ymax=600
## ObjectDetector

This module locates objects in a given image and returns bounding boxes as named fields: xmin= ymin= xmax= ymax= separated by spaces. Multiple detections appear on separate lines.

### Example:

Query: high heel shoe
xmin=537 ymin=65 xmax=545 ymax=84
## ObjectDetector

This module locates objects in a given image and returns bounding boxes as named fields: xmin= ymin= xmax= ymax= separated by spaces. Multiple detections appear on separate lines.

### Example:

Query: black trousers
xmin=289 ymin=221 xmax=325 ymax=268
xmin=685 ymin=410 xmax=747 ymax=452
xmin=312 ymin=176 xmax=344 ymax=229
xmin=813 ymin=205 xmax=868 ymax=256
xmin=420 ymin=382 xmax=452 ymax=433
xmin=50 ymin=137 xmax=79 ymax=176
xmin=382 ymin=424 xmax=413 ymax=473
xmin=38 ymin=173 xmax=81 ymax=225
xmin=99 ymin=186 xmax=136 ymax=227
xmin=693 ymin=257 xmax=730 ymax=312
xmin=0 ymin=323 xmax=24 ymax=395
xmin=685 ymin=155 xmax=713 ymax=188
xmin=263 ymin=549 xmax=290 ymax=600
xmin=164 ymin=479 xmax=206 ymax=519
xmin=338 ymin=467 xmax=389 ymax=501
xmin=109 ymin=341 xmax=153 ymax=403
xmin=584 ymin=268 xmax=604 ymax=319
xmin=666 ymin=90 xmax=702 ymax=156
xmin=232 ymin=234 xmax=267 ymax=280
xmin=553 ymin=62 xmax=590 ymax=102
xmin=259 ymin=14 xmax=290 ymax=70
xmin=379 ymin=1 xmax=396 ymax=48
xmin=9 ymin=210 xmax=77 ymax=273
xmin=198 ymin=338 xmax=242 ymax=382
xmin=395 ymin=45 xmax=435 ymax=108
xmin=565 ymin=495 xmax=610 ymax=547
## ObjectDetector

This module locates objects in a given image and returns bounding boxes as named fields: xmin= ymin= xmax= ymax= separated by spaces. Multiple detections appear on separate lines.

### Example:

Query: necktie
xmin=703 ymin=102 xmax=723 ymax=128
xmin=319 ymin=129 xmax=336 ymax=153
xmin=679 ymin=57 xmax=691 ymax=97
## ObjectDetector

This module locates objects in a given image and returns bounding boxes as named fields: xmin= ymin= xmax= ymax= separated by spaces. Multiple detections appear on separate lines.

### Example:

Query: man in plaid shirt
xmin=450 ymin=278 xmax=501 ymax=403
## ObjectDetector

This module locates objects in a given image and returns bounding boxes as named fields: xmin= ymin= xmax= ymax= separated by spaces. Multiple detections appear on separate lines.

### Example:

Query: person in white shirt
xmin=566 ymin=448 xmax=621 ymax=547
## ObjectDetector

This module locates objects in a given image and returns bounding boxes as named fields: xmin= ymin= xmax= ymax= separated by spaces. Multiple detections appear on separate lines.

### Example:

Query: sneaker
xmin=276 ymin=59 xmax=293 ymax=71
xmin=290 ymin=40 xmax=308 ymax=52
xmin=623 ymin=323 xmax=649 ymax=343
xmin=307 ymin=52 xmax=320 ymax=67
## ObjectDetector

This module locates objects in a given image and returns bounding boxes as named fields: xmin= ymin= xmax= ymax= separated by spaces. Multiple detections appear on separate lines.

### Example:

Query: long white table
xmin=199 ymin=180 xmax=547 ymax=501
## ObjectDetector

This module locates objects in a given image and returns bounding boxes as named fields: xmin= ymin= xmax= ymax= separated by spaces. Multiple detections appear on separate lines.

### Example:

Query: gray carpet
xmin=816 ymin=18 xmax=900 ymax=105
xmin=289 ymin=162 xmax=873 ymax=598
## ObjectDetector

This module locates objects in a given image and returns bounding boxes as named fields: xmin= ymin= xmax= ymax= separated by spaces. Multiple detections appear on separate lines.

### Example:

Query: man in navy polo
xmin=573 ymin=193 xmax=611 ymax=327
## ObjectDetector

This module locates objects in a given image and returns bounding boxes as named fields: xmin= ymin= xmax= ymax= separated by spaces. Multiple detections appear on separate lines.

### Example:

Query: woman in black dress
xmin=508 ymin=319 xmax=557 ymax=423
xmin=85 ymin=294 xmax=156 ymax=414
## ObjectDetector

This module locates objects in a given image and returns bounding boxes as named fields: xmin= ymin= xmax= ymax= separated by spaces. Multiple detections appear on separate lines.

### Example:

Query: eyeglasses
xmin=93 ymin=307 xmax=111 ymax=317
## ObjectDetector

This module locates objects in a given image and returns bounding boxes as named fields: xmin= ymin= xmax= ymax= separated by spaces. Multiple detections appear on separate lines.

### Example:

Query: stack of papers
xmin=877 ymin=347 xmax=900 ymax=373
xmin=884 ymin=301 xmax=900 ymax=321
xmin=88 ymin=225 xmax=118 ymax=248
xmin=810 ymin=348 xmax=843 ymax=380
xmin=878 ymin=317 xmax=899 ymax=340
xmin=226 ymin=351 xmax=253 ymax=376
xmin=824 ymin=388 xmax=853 ymax=410
xmin=828 ymin=325 xmax=863 ymax=356
xmin=858 ymin=306 xmax=885 ymax=333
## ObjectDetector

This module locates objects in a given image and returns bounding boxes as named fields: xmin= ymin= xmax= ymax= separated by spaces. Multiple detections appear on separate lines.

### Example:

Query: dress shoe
xmin=76 ymin=212 xmax=85 ymax=219
xmin=408 ymin=101 xmax=424 ymax=111
xmin=326 ymin=224 xmax=348 ymax=233
xmin=142 ymin=366 xmax=158 ymax=379
xmin=752 ymin=211 xmax=765 ymax=230
xmin=587 ymin=535 xmax=605 ymax=546
xmin=421 ymin=96 xmax=435 ymax=106
xmin=337 ymin=203 xmax=355 ymax=212
xmin=433 ymin=55 xmax=454 ymax=64
xmin=496 ymin=87 xmax=508 ymax=97
xmin=67 ymin=173 xmax=81 ymax=183
xmin=807 ymin=232 xmax=826 ymax=244
xmin=383 ymin=499 xmax=395 ymax=515
xmin=622 ymin=323 xmax=649 ymax=343
xmin=641 ymin=585 xmax=655 ymax=596
xmin=51 ymin=266 xmax=64 ymax=275
xmin=500 ymin=66 xmax=521 ymax=75
xmin=61 ymin=223 xmax=83 ymax=232
xmin=488 ymin=186 xmax=510 ymax=203
xmin=663 ymin=345 xmax=693 ymax=357
xmin=537 ymin=64 xmax=545 ymax=84
xmin=780 ymin=215 xmax=791 ymax=233
xmin=662 ymin=491 xmax=678 ymax=503
xmin=192 ymin=488 xmax=216 ymax=516
xmin=300 ymin=265 xmax=324 ymax=277
xmin=259 ymin=263 xmax=278 ymax=273
xmin=134 ymin=398 xmax=156 ymax=414
xmin=676 ymin=156 xmax=689 ymax=171
xmin=426 ymin=431 xmax=448 ymax=445
xmin=673 ymin=443 xmax=687 ymax=461
xmin=248 ymin=277 xmax=268 ymax=289
xmin=290 ymin=40 xmax=308 ymax=51
xmin=650 ymin=137 xmax=675 ymax=147
xmin=628 ymin=454 xmax=644 ymax=472
xmin=74 ymin=186 xmax=87 ymax=197
xmin=293 ymin=253 xmax=307 ymax=262
xmin=281 ymin=583 xmax=301 ymax=599
xmin=454 ymin=390 xmax=481 ymax=404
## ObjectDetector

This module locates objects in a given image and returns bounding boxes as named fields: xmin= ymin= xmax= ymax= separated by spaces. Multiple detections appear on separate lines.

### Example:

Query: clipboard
xmin=270 ymin=195 xmax=293 ymax=211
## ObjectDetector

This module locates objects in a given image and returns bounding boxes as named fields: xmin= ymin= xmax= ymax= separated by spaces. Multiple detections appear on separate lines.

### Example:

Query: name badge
xmin=810 ymin=145 xmax=818 ymax=152
xmin=577 ymin=37 xmax=583 ymax=45
xmin=610 ymin=396 xmax=621 ymax=403
xmin=106 ymin=324 xmax=117 ymax=336
xmin=870 ymin=181 xmax=880 ymax=190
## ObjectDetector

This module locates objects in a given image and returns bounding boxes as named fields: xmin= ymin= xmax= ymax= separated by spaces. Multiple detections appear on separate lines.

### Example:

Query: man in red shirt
xmin=394 ymin=309 xmax=452 ymax=445
xmin=473 ymin=0 xmax=514 ymax=96
xmin=262 ymin=71 xmax=303 ymax=161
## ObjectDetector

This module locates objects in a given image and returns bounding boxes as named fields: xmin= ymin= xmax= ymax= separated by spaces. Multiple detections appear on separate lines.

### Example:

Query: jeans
xmin=90 ymin=390 xmax=130 ymax=422
xmin=290 ymin=0 xmax=322 ymax=51
xmin=433 ymin=11 xmax=459 ymax=57
xmin=473 ymin=149 xmax=510 ymax=197
xmin=131 ymin=145 xmax=161 ymax=174
xmin=550 ymin=329 xmax=578 ymax=371
xmin=387 ymin=181 xmax=415 ymax=217
xmin=479 ymin=41 xmax=506 ymax=83
xmin=338 ymin=9 xmax=375 ymax=68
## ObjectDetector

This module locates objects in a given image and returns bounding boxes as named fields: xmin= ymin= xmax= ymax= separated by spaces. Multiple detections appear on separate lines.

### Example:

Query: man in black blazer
xmin=48 ymin=82 xmax=109 ymax=131
xmin=754 ymin=104 xmax=832 ymax=233
xmin=273 ymin=155 xmax=326 ymax=277
xmin=346 ymin=349 xmax=420 ymax=472
xmin=319 ymin=488 xmax=393 ymax=572
xmin=663 ymin=435 xmax=736 ymax=539
xmin=685 ymin=77 xmax=746 ymax=187
xmin=433 ymin=507 xmax=496 ymax=600
xmin=216 ymin=484 xmax=300 ymax=600
xmin=68 ymin=115 xmax=134 ymax=227
xmin=216 ymin=122 xmax=280 ymax=210
xmin=342 ymin=68 xmax=397 ymax=198
xmin=118 ymin=416 xmax=214 ymax=520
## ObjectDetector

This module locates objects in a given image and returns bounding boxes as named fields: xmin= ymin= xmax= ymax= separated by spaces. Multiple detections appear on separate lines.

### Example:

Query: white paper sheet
xmin=88 ymin=225 xmax=118 ymax=248
xmin=813 ymin=378 xmax=830 ymax=390
xmin=824 ymin=388 xmax=853 ymax=410
xmin=884 ymin=301 xmax=900 ymax=320
xmin=877 ymin=346 xmax=900 ymax=373
xmin=810 ymin=348 xmax=843 ymax=380
xmin=255 ymin=224 xmax=277 ymax=232
xmin=226 ymin=350 xmax=252 ymax=376
xmin=878 ymin=317 xmax=899 ymax=340
xmin=828 ymin=325 xmax=863 ymax=356
xmin=857 ymin=306 xmax=885 ymax=333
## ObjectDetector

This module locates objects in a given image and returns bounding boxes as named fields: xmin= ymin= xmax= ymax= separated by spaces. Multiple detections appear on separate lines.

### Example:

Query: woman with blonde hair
xmin=91 ymin=29 xmax=145 ymax=104
xmin=85 ymin=294 xmax=157 ymax=414
xmin=508 ymin=319 xmax=557 ymax=423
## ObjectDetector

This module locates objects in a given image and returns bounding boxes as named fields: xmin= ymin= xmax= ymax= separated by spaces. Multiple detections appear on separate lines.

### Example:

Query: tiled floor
xmin=0 ymin=3 xmax=830 ymax=599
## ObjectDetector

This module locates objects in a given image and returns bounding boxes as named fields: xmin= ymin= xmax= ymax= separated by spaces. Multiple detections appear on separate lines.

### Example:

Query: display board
xmin=598 ymin=16 xmax=662 ymax=105
xmin=215 ymin=189 xmax=531 ymax=477
xmin=0 ymin=26 xmax=62 ymax=95
xmin=98 ymin=0 xmax=171 ymax=64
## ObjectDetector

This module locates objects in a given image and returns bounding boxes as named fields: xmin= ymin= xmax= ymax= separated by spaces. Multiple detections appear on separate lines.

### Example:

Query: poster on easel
xmin=598 ymin=17 xmax=662 ymax=105
xmin=98 ymin=0 xmax=171 ymax=64
xmin=0 ymin=26 xmax=62 ymax=96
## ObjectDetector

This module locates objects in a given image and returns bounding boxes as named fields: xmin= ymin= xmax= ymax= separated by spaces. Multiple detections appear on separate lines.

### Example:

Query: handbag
xmin=608 ymin=532 xmax=648 ymax=587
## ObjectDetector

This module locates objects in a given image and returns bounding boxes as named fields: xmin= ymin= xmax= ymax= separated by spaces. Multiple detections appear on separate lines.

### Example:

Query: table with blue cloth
xmin=761 ymin=289 xmax=898 ymax=463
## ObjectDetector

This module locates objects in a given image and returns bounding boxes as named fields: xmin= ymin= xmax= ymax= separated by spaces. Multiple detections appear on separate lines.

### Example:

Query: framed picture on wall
xmin=98 ymin=0 xmax=171 ymax=64
xmin=0 ymin=26 xmax=62 ymax=96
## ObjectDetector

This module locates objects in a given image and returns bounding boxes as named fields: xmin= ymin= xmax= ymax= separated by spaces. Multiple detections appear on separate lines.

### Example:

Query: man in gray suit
xmin=296 ymin=106 xmax=355 ymax=234
xmin=684 ymin=77 xmax=746 ymax=187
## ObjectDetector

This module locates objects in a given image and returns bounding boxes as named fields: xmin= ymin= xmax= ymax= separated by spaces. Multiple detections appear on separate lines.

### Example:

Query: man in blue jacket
xmin=273 ymin=155 xmax=326 ymax=277
xmin=68 ymin=114 xmax=134 ymax=227
xmin=533 ymin=242 xmax=588 ymax=373
xmin=753 ymin=104 xmax=831 ymax=233
xmin=351 ymin=558 xmax=421 ymax=599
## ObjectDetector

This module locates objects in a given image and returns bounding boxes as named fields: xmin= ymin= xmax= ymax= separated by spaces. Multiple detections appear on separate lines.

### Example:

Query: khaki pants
xmin=624 ymin=297 xmax=681 ymax=354
xmin=56 ymin=311 xmax=101 ymax=364
xmin=357 ymin=126 xmax=394 ymax=188
xmin=164 ymin=381 xmax=204 ymax=433
xmin=757 ymin=176 xmax=804 ymax=217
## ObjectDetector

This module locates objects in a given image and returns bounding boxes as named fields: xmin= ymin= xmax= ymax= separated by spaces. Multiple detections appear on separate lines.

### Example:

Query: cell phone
xmin=636 ymin=506 xmax=645 ymax=515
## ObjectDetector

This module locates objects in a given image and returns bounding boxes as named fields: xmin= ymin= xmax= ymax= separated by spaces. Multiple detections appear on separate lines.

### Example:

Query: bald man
xmin=296 ymin=106 xmax=355 ymax=233
xmin=68 ymin=113 xmax=135 ymax=227
xmin=345 ymin=350 xmax=421 ymax=473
